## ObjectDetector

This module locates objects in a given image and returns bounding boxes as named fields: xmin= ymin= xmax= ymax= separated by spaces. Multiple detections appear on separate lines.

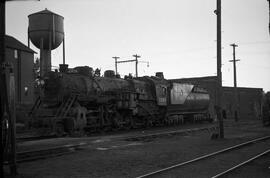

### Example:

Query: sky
xmin=5 ymin=0 xmax=270 ymax=91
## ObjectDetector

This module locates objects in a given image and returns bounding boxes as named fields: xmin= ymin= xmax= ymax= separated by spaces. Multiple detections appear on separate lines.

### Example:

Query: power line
xmin=228 ymin=41 xmax=270 ymax=46
xmin=114 ymin=54 xmax=141 ymax=77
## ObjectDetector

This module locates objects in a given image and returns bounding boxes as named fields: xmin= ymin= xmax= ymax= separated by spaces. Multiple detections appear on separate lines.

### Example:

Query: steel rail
xmin=11 ymin=125 xmax=217 ymax=164
xmin=136 ymin=135 xmax=270 ymax=178
xmin=125 ymin=126 xmax=218 ymax=141
xmin=17 ymin=125 xmax=218 ymax=143
xmin=16 ymin=135 xmax=57 ymax=142
xmin=211 ymin=149 xmax=270 ymax=178
xmin=4 ymin=142 xmax=86 ymax=164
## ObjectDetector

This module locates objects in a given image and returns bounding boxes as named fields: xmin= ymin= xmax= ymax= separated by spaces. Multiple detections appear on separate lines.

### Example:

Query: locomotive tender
xmin=30 ymin=66 xmax=212 ymax=135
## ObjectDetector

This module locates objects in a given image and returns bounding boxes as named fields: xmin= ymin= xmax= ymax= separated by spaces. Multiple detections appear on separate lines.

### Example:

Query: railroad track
xmin=4 ymin=143 xmax=86 ymax=164
xmin=125 ymin=126 xmax=218 ymax=141
xmin=136 ymin=135 xmax=270 ymax=178
xmin=16 ymin=124 xmax=217 ymax=142
xmin=211 ymin=149 xmax=270 ymax=178
xmin=10 ymin=125 xmax=218 ymax=164
xmin=16 ymin=135 xmax=57 ymax=142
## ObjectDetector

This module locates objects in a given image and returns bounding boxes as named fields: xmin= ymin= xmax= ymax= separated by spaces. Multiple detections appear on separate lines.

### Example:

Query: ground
xmin=4 ymin=119 xmax=270 ymax=178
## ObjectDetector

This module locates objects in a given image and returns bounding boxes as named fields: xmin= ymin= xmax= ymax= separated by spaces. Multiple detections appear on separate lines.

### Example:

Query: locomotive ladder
xmin=28 ymin=96 xmax=41 ymax=117
xmin=55 ymin=94 xmax=78 ymax=118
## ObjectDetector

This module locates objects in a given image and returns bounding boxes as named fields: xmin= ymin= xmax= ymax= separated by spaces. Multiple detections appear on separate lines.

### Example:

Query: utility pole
xmin=1 ymin=0 xmax=17 ymax=176
xmin=1 ymin=1 xmax=39 ymax=176
xmin=229 ymin=43 xmax=240 ymax=122
xmin=215 ymin=0 xmax=224 ymax=138
xmin=112 ymin=56 xmax=120 ymax=74
xmin=115 ymin=54 xmax=142 ymax=77
xmin=267 ymin=0 xmax=270 ymax=34
xmin=0 ymin=2 xmax=6 ymax=176
xmin=133 ymin=54 xmax=141 ymax=77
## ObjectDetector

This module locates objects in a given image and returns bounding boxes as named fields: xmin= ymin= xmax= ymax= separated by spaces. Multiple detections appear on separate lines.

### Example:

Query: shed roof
xmin=169 ymin=76 xmax=217 ymax=83
xmin=5 ymin=35 xmax=36 ymax=54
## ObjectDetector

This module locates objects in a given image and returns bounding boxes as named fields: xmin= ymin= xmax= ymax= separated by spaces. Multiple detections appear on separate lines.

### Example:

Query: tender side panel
xmin=170 ymin=83 xmax=194 ymax=105
xmin=168 ymin=83 xmax=210 ymax=115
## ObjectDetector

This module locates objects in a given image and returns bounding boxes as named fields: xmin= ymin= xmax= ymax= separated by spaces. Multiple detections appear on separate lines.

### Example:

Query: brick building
xmin=5 ymin=35 xmax=36 ymax=105
xmin=223 ymin=87 xmax=263 ymax=120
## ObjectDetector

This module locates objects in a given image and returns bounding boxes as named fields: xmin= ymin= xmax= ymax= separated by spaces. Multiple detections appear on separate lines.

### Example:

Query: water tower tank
xmin=28 ymin=9 xmax=65 ymax=76
xmin=28 ymin=8 xmax=64 ymax=50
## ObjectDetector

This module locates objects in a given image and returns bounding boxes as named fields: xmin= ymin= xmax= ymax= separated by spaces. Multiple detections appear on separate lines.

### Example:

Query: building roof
xmin=169 ymin=76 xmax=263 ymax=91
xmin=5 ymin=35 xmax=36 ymax=54
xmin=223 ymin=86 xmax=263 ymax=91
xmin=169 ymin=76 xmax=217 ymax=82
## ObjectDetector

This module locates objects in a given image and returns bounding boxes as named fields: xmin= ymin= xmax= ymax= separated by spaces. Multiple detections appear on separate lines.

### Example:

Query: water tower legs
xmin=63 ymin=36 xmax=65 ymax=64
xmin=40 ymin=50 xmax=51 ymax=75
xmin=40 ymin=38 xmax=51 ymax=77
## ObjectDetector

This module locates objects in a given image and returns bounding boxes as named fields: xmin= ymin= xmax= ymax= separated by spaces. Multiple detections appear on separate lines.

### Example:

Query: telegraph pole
xmin=1 ymin=0 xmax=17 ymax=175
xmin=215 ymin=0 xmax=224 ymax=138
xmin=133 ymin=54 xmax=141 ymax=77
xmin=115 ymin=58 xmax=137 ymax=77
xmin=229 ymin=44 xmax=240 ymax=122
xmin=1 ymin=1 xmax=39 ymax=176
xmin=115 ymin=55 xmax=147 ymax=77
xmin=0 ymin=1 xmax=6 ymax=176
xmin=268 ymin=0 xmax=270 ymax=35
xmin=112 ymin=56 xmax=120 ymax=74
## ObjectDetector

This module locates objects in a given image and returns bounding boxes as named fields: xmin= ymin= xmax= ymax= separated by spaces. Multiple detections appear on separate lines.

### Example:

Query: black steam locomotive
xmin=30 ymin=66 xmax=212 ymax=135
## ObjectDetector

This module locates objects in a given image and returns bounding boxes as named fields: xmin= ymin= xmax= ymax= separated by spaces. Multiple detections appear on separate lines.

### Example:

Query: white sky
xmin=6 ymin=0 xmax=270 ymax=91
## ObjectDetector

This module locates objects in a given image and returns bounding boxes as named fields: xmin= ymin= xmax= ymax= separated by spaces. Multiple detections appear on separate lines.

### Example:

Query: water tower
xmin=28 ymin=8 xmax=66 ymax=76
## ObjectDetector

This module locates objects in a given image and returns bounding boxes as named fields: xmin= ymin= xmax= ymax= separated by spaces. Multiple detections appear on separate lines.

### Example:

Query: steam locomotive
xmin=30 ymin=66 xmax=212 ymax=135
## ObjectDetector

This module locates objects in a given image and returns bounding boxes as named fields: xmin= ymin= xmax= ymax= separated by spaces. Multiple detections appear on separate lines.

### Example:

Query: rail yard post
xmin=229 ymin=44 xmax=240 ymax=122
xmin=268 ymin=0 xmax=270 ymax=35
xmin=0 ymin=2 xmax=5 ymax=176
xmin=216 ymin=0 xmax=224 ymax=138
xmin=0 ymin=0 xmax=17 ymax=175
xmin=133 ymin=54 xmax=141 ymax=77
xmin=63 ymin=37 xmax=66 ymax=65
xmin=112 ymin=56 xmax=120 ymax=74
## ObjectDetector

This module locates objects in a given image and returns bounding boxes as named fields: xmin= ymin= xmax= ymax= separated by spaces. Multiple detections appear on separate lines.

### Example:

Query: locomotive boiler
xmin=29 ymin=66 xmax=212 ymax=136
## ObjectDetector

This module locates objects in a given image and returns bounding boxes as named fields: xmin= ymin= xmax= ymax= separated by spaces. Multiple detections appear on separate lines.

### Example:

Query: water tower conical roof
xmin=28 ymin=8 xmax=64 ymax=19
